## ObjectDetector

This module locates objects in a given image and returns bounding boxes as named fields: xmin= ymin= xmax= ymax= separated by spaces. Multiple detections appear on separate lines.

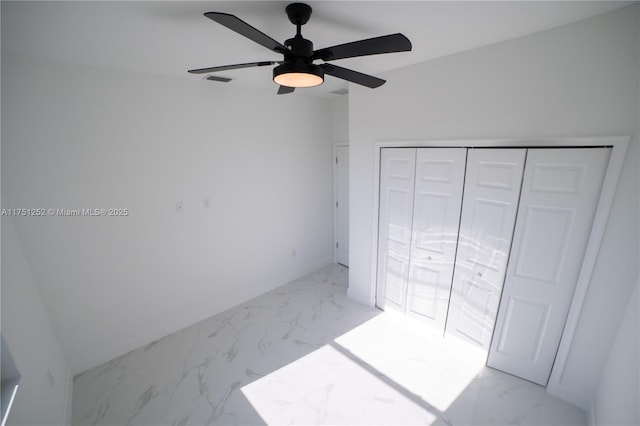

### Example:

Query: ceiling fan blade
xmin=188 ymin=61 xmax=276 ymax=74
xmin=278 ymin=86 xmax=295 ymax=95
xmin=312 ymin=33 xmax=411 ymax=61
xmin=204 ymin=12 xmax=288 ymax=54
xmin=322 ymin=64 xmax=385 ymax=88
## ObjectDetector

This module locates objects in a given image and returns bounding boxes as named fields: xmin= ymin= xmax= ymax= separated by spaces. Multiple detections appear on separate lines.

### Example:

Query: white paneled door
xmin=377 ymin=148 xmax=417 ymax=312
xmin=487 ymin=148 xmax=610 ymax=385
xmin=376 ymin=146 xmax=611 ymax=386
xmin=406 ymin=149 xmax=466 ymax=329
xmin=446 ymin=149 xmax=526 ymax=349
xmin=336 ymin=146 xmax=350 ymax=267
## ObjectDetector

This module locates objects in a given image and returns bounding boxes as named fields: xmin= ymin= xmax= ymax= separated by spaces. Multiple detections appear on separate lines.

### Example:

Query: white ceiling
xmin=1 ymin=1 xmax=630 ymax=96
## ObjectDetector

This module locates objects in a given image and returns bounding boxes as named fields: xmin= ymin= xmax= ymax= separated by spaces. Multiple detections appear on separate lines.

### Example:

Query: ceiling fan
xmin=188 ymin=2 xmax=412 ymax=94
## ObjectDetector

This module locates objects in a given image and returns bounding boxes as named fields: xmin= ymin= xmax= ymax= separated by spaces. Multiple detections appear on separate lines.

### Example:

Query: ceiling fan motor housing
xmin=284 ymin=3 xmax=314 ymax=58
xmin=285 ymin=36 xmax=314 ymax=58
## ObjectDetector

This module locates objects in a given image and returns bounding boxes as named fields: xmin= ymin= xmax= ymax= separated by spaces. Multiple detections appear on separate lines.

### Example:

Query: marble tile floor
xmin=72 ymin=264 xmax=586 ymax=425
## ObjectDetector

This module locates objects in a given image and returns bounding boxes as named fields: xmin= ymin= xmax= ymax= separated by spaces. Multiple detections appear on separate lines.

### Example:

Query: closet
xmin=376 ymin=146 xmax=610 ymax=386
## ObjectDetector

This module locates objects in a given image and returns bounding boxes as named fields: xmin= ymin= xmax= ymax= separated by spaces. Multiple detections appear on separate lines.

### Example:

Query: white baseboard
xmin=347 ymin=287 xmax=374 ymax=307
xmin=283 ymin=256 xmax=335 ymax=285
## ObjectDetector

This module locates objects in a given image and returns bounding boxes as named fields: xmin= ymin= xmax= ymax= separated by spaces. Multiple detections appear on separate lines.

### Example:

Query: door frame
xmin=369 ymin=136 xmax=629 ymax=407
xmin=333 ymin=143 xmax=349 ymax=265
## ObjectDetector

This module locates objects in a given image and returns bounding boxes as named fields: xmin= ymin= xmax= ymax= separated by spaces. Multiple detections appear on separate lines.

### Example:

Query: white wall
xmin=1 ymin=216 xmax=73 ymax=425
xmin=2 ymin=52 xmax=334 ymax=374
xmin=591 ymin=39 xmax=640 ymax=422
xmin=331 ymin=96 xmax=349 ymax=143
xmin=591 ymin=278 xmax=639 ymax=425
xmin=349 ymin=5 xmax=639 ymax=409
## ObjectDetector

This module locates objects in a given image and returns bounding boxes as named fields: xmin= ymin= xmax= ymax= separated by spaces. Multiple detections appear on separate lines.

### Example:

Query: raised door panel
xmin=488 ymin=148 xmax=610 ymax=385
xmin=406 ymin=148 xmax=466 ymax=330
xmin=376 ymin=148 xmax=417 ymax=312
xmin=446 ymin=149 xmax=526 ymax=349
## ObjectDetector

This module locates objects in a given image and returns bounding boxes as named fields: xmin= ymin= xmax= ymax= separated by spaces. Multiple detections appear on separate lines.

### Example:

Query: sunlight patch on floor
xmin=241 ymin=311 xmax=486 ymax=425
xmin=335 ymin=312 xmax=487 ymax=411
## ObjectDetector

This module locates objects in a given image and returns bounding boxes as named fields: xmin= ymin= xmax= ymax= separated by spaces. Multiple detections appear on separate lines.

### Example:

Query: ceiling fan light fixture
xmin=273 ymin=62 xmax=324 ymax=88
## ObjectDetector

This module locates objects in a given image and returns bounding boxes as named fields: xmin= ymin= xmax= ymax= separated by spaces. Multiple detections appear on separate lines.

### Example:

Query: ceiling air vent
xmin=205 ymin=75 xmax=232 ymax=83
xmin=331 ymin=88 xmax=349 ymax=95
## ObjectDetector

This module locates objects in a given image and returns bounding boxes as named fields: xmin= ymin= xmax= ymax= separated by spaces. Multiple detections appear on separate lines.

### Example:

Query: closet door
xmin=376 ymin=148 xmax=416 ymax=312
xmin=406 ymin=148 xmax=466 ymax=329
xmin=488 ymin=148 xmax=610 ymax=385
xmin=446 ymin=149 xmax=526 ymax=349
